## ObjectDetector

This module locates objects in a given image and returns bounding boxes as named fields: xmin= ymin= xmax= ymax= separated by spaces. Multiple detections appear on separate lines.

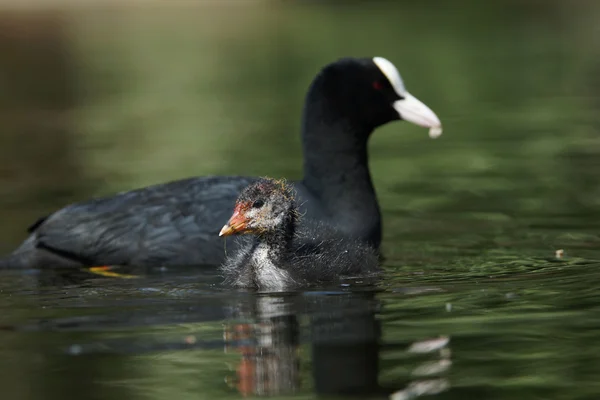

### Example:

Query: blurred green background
xmin=0 ymin=0 xmax=598 ymax=259
xmin=0 ymin=1 xmax=599 ymax=399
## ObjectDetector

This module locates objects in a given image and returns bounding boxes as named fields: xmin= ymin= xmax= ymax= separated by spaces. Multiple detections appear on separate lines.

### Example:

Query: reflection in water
xmin=222 ymin=290 xmax=452 ymax=398
xmin=223 ymin=291 xmax=387 ymax=396
xmin=13 ymin=263 xmax=600 ymax=400
xmin=391 ymin=337 xmax=451 ymax=400
xmin=224 ymin=295 xmax=300 ymax=396
xmin=309 ymin=292 xmax=382 ymax=396
xmin=0 ymin=269 xmax=456 ymax=399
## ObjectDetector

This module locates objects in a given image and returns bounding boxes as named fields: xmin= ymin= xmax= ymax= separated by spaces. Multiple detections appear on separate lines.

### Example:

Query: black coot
xmin=0 ymin=57 xmax=442 ymax=269
xmin=218 ymin=178 xmax=380 ymax=291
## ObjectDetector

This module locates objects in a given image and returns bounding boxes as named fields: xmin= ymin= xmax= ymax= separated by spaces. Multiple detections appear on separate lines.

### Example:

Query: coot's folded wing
xmin=30 ymin=176 xmax=256 ymax=267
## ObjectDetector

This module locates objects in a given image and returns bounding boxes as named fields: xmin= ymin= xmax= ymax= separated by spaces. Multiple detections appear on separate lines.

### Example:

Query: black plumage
xmin=0 ymin=57 xmax=441 ymax=269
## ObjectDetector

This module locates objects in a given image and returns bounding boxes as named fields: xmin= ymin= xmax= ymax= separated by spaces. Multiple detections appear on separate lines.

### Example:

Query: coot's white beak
xmin=372 ymin=57 xmax=443 ymax=139
xmin=393 ymin=93 xmax=443 ymax=139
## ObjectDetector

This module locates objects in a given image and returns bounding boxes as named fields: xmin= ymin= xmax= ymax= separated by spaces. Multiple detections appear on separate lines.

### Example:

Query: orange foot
xmin=87 ymin=265 xmax=138 ymax=279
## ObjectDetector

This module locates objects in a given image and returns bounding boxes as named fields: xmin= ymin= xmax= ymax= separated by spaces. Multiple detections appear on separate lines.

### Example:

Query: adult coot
xmin=219 ymin=178 xmax=380 ymax=291
xmin=0 ymin=57 xmax=442 ymax=269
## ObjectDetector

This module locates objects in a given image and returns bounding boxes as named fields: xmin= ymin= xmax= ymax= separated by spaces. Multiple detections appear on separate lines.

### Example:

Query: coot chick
xmin=0 ymin=57 xmax=442 ymax=269
xmin=219 ymin=178 xmax=380 ymax=291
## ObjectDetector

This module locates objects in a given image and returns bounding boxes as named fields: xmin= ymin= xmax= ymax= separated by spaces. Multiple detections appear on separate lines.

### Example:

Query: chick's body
xmin=220 ymin=179 xmax=380 ymax=291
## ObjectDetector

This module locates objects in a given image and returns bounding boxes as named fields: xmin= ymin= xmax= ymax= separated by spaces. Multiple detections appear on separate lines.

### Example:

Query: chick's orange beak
xmin=219 ymin=204 xmax=249 ymax=237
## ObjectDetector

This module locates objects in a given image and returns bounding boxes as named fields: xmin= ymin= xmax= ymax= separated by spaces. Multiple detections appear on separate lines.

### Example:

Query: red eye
xmin=372 ymin=81 xmax=383 ymax=90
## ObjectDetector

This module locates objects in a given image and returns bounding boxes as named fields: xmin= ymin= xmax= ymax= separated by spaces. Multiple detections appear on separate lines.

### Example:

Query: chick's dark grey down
xmin=220 ymin=178 xmax=381 ymax=291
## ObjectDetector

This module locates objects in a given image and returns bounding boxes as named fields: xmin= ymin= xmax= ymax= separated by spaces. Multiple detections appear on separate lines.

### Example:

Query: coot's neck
xmin=300 ymin=81 xmax=381 ymax=245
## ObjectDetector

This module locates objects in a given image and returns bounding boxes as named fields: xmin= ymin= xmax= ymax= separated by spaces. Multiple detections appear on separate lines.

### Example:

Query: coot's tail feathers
xmin=0 ymin=253 xmax=31 ymax=269
xmin=0 ymin=236 xmax=36 ymax=269
xmin=0 ymin=250 xmax=85 ymax=270
xmin=0 ymin=236 xmax=82 ymax=270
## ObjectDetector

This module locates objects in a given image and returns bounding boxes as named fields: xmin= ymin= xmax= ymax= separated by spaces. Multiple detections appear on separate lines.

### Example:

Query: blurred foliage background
xmin=0 ymin=0 xmax=599 ymax=258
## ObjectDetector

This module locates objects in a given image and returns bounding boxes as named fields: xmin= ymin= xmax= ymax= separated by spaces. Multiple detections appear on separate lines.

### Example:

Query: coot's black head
xmin=308 ymin=56 xmax=442 ymax=137
xmin=219 ymin=178 xmax=296 ymax=237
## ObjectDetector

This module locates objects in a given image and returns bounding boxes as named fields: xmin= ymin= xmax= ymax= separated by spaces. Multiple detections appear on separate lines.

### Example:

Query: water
xmin=0 ymin=1 xmax=600 ymax=399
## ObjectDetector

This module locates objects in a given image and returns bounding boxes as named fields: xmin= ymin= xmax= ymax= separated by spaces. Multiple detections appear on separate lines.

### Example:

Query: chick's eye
xmin=252 ymin=199 xmax=265 ymax=209
xmin=372 ymin=80 xmax=384 ymax=90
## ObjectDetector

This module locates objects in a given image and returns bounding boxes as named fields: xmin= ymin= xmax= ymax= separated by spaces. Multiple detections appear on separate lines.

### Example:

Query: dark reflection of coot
xmin=218 ymin=178 xmax=380 ymax=291
xmin=223 ymin=290 xmax=383 ymax=397
xmin=308 ymin=291 xmax=382 ymax=396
